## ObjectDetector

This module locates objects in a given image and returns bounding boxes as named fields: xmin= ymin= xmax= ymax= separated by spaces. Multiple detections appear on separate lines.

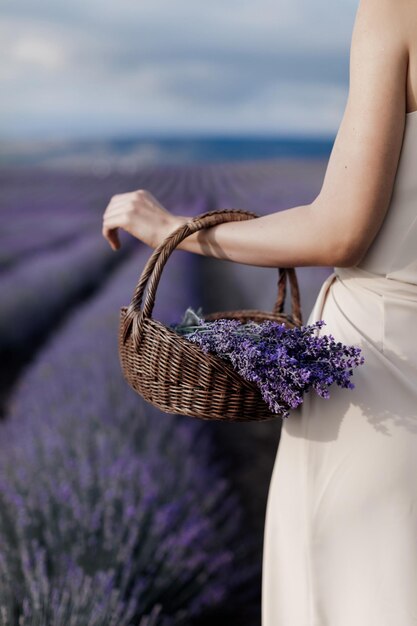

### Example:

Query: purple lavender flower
xmin=174 ymin=312 xmax=365 ymax=419
xmin=0 ymin=251 xmax=258 ymax=625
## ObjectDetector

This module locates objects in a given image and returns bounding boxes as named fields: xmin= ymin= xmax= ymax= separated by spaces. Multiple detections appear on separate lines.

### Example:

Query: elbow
xmin=309 ymin=199 xmax=365 ymax=268
xmin=329 ymin=236 xmax=364 ymax=268
xmin=309 ymin=198 xmax=362 ymax=268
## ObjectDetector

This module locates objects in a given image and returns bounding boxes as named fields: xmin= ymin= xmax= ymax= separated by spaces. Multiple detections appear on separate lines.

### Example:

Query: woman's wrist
xmin=157 ymin=215 xmax=188 ymax=248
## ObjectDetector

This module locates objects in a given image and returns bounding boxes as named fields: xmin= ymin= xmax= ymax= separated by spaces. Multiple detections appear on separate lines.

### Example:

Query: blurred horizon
xmin=0 ymin=134 xmax=335 ymax=170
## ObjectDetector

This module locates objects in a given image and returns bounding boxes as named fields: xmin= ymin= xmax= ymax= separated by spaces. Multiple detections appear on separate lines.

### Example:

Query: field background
xmin=0 ymin=149 xmax=335 ymax=625
xmin=0 ymin=0 xmax=358 ymax=616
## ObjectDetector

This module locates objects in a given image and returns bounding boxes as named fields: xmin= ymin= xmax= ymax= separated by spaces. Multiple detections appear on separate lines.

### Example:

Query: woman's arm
xmin=173 ymin=203 xmax=338 ymax=268
xmin=174 ymin=0 xmax=409 ymax=269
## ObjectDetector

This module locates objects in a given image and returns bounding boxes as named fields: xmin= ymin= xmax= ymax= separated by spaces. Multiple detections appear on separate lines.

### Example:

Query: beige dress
xmin=262 ymin=110 xmax=417 ymax=626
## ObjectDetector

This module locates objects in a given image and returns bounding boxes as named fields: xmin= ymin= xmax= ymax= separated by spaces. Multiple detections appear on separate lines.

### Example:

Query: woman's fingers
xmin=102 ymin=209 xmax=132 ymax=249
xmin=103 ymin=207 xmax=132 ymax=221
xmin=102 ymin=222 xmax=121 ymax=250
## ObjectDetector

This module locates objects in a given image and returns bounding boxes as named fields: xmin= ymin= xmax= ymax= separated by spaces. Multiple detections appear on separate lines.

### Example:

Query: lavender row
xmin=0 ymin=215 xmax=101 ymax=272
xmin=0 ymin=230 xmax=135 ymax=354
xmin=0 ymin=168 xmax=149 ymax=270
xmin=0 ymin=246 xmax=259 ymax=625
xmin=0 ymin=167 xmax=207 ymax=271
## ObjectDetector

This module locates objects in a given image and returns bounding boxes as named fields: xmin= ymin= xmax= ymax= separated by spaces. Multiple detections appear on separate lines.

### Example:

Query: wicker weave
xmin=118 ymin=208 xmax=304 ymax=422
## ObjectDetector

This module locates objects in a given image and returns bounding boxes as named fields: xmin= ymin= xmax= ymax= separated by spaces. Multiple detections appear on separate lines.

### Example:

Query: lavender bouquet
xmin=171 ymin=307 xmax=365 ymax=419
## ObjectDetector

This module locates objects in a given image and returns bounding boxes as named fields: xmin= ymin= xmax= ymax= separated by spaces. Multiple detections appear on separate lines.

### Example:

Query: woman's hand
xmin=102 ymin=189 xmax=185 ymax=250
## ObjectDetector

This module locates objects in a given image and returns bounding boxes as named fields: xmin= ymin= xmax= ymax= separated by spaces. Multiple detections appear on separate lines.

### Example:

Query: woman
xmin=103 ymin=0 xmax=417 ymax=622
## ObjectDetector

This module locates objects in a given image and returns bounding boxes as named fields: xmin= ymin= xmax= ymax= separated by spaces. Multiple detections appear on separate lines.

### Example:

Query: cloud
xmin=0 ymin=0 xmax=358 ymax=138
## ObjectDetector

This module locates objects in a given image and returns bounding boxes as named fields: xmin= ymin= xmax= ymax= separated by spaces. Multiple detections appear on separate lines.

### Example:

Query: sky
xmin=0 ymin=0 xmax=359 ymax=140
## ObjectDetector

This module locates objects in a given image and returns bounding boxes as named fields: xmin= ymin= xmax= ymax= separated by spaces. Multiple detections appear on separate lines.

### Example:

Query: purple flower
xmin=174 ymin=313 xmax=365 ymax=419
xmin=0 ymin=251 xmax=258 ymax=625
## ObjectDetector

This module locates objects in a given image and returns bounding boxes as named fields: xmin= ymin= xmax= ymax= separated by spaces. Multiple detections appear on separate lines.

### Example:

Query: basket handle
xmin=122 ymin=208 xmax=303 ymax=350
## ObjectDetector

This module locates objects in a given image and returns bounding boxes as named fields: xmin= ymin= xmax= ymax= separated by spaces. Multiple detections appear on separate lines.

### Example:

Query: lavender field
xmin=0 ymin=157 xmax=333 ymax=625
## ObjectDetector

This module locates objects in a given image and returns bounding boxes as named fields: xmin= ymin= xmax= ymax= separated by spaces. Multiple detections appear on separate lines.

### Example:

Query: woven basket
xmin=119 ymin=208 xmax=304 ymax=422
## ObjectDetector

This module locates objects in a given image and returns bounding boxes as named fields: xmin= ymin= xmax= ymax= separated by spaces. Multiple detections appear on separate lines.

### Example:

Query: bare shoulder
xmin=312 ymin=0 xmax=413 ymax=267
xmin=353 ymin=0 xmax=414 ymax=36
xmin=356 ymin=0 xmax=417 ymax=49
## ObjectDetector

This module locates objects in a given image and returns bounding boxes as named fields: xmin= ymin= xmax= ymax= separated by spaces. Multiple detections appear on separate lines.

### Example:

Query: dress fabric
xmin=262 ymin=111 xmax=417 ymax=626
